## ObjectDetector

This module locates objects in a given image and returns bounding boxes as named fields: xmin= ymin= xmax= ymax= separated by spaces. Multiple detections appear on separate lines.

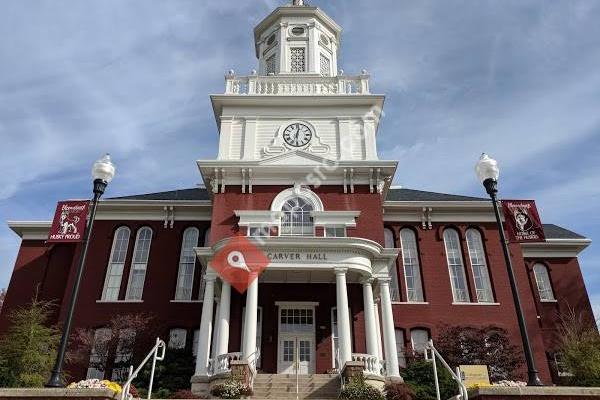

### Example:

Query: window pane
xmin=411 ymin=329 xmax=429 ymax=354
xmin=533 ymin=264 xmax=555 ymax=301
xmin=126 ymin=227 xmax=153 ymax=300
xmin=384 ymin=228 xmax=401 ymax=301
xmin=175 ymin=228 xmax=199 ymax=300
xmin=395 ymin=329 xmax=406 ymax=368
xmin=443 ymin=229 xmax=470 ymax=302
xmin=169 ymin=328 xmax=187 ymax=349
xmin=281 ymin=197 xmax=314 ymax=237
xmin=400 ymin=229 xmax=424 ymax=302
xmin=102 ymin=227 xmax=130 ymax=301
xmin=466 ymin=229 xmax=494 ymax=303
xmin=87 ymin=328 xmax=112 ymax=379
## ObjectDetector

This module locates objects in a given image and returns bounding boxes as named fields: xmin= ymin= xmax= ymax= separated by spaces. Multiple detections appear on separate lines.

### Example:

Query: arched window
xmin=175 ymin=227 xmax=200 ymax=300
xmin=533 ymin=263 xmax=555 ymax=301
xmin=400 ymin=229 xmax=424 ymax=302
xmin=125 ymin=227 xmax=153 ymax=300
xmin=465 ymin=229 xmax=494 ymax=303
xmin=280 ymin=197 xmax=314 ymax=236
xmin=384 ymin=228 xmax=400 ymax=302
xmin=443 ymin=229 xmax=470 ymax=302
xmin=101 ymin=226 xmax=131 ymax=301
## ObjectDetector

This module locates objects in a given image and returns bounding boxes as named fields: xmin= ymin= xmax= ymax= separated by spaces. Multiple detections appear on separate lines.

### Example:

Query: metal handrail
xmin=424 ymin=339 xmax=468 ymax=400
xmin=120 ymin=337 xmax=166 ymax=400
xmin=335 ymin=348 xmax=344 ymax=393
xmin=247 ymin=347 xmax=261 ymax=390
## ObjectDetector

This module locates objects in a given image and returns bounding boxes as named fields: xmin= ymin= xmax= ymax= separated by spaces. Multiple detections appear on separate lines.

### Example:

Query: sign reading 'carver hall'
xmin=47 ymin=201 xmax=89 ymax=243
xmin=501 ymin=200 xmax=545 ymax=243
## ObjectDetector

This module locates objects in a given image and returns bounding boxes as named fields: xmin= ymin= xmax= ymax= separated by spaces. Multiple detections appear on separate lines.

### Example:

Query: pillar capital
xmin=361 ymin=277 xmax=375 ymax=286
xmin=334 ymin=267 xmax=348 ymax=275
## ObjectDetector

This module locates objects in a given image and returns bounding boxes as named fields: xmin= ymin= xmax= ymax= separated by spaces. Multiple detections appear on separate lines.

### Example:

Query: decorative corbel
xmin=248 ymin=169 xmax=253 ymax=194
xmin=163 ymin=206 xmax=169 ymax=229
xmin=350 ymin=168 xmax=355 ymax=194
xmin=242 ymin=168 xmax=247 ymax=194
xmin=369 ymin=168 xmax=374 ymax=193
xmin=221 ymin=169 xmax=226 ymax=193
xmin=169 ymin=206 xmax=175 ymax=229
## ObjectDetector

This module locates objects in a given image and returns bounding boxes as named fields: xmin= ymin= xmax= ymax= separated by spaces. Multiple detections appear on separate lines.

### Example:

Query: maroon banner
xmin=48 ymin=201 xmax=89 ymax=243
xmin=501 ymin=200 xmax=545 ymax=243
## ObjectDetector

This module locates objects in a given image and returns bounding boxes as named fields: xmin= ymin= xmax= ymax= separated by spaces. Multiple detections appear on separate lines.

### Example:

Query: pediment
xmin=258 ymin=150 xmax=336 ymax=166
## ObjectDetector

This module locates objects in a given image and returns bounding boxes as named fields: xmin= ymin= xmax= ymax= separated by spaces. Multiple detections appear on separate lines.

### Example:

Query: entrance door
xmin=278 ymin=335 xmax=314 ymax=374
xmin=277 ymin=305 xmax=316 ymax=374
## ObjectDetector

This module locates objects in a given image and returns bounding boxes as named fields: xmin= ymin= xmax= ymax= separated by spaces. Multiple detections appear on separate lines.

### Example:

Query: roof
xmin=385 ymin=188 xmax=487 ymax=202
xmin=542 ymin=224 xmax=586 ymax=240
xmin=111 ymin=187 xmax=210 ymax=201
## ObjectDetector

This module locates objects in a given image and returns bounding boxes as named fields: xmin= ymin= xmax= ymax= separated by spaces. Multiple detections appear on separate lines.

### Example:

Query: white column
xmin=374 ymin=301 xmax=384 ymax=361
xmin=379 ymin=278 xmax=401 ymax=378
xmin=195 ymin=275 xmax=216 ymax=376
xmin=242 ymin=275 xmax=259 ymax=363
xmin=362 ymin=279 xmax=379 ymax=359
xmin=215 ymin=281 xmax=231 ymax=357
xmin=335 ymin=268 xmax=352 ymax=368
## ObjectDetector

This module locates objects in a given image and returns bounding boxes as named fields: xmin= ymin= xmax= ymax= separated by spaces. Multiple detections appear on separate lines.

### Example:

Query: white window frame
xmin=443 ymin=229 xmax=470 ymax=303
xmin=175 ymin=227 xmax=200 ymax=301
xmin=198 ymin=228 xmax=211 ymax=300
xmin=168 ymin=328 xmax=187 ymax=350
xmin=192 ymin=329 xmax=200 ymax=357
xmin=101 ymin=226 xmax=131 ymax=301
xmin=325 ymin=226 xmax=346 ymax=237
xmin=248 ymin=225 xmax=271 ymax=237
xmin=280 ymin=196 xmax=315 ymax=237
xmin=111 ymin=329 xmax=135 ymax=382
xmin=533 ymin=263 xmax=555 ymax=301
xmin=330 ymin=306 xmax=353 ymax=369
xmin=399 ymin=228 xmax=424 ymax=302
xmin=465 ymin=229 xmax=494 ymax=303
xmin=125 ymin=227 xmax=153 ymax=300
xmin=384 ymin=228 xmax=401 ymax=302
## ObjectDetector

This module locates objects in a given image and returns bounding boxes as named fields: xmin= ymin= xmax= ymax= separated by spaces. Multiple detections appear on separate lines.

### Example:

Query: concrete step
xmin=250 ymin=374 xmax=340 ymax=399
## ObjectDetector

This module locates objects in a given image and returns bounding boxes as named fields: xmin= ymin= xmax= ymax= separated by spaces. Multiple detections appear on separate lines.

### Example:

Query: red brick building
xmin=0 ymin=0 xmax=594 ymax=394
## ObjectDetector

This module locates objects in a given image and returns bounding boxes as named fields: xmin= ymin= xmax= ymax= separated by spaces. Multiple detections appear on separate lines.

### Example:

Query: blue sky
xmin=0 ymin=0 xmax=598 ymax=318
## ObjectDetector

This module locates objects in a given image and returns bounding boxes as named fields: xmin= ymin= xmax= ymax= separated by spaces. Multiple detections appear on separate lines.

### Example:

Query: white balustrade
xmin=224 ymin=74 xmax=370 ymax=95
xmin=351 ymin=353 xmax=383 ymax=376
xmin=209 ymin=352 xmax=244 ymax=376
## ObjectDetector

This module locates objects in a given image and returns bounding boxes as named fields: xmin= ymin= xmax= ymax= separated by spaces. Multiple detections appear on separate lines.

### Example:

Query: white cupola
xmin=253 ymin=1 xmax=341 ymax=77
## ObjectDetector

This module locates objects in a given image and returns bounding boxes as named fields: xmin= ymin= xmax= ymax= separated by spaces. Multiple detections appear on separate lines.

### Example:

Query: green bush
xmin=0 ymin=298 xmax=60 ymax=387
xmin=339 ymin=375 xmax=384 ymax=400
xmin=134 ymin=349 xmax=195 ymax=393
xmin=401 ymin=360 xmax=458 ymax=400
xmin=384 ymin=381 xmax=416 ymax=400
xmin=558 ymin=309 xmax=600 ymax=386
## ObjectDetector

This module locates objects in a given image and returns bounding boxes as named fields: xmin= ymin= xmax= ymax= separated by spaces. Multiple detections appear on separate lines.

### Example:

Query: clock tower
xmin=198 ymin=0 xmax=397 ymax=195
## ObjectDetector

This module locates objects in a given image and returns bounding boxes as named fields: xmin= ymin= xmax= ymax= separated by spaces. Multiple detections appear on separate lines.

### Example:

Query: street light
xmin=475 ymin=153 xmax=543 ymax=386
xmin=46 ymin=154 xmax=116 ymax=387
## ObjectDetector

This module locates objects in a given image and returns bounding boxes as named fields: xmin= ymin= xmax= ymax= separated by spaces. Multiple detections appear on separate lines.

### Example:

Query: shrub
xmin=401 ymin=360 xmax=458 ymax=400
xmin=558 ymin=308 xmax=600 ymax=386
xmin=134 ymin=349 xmax=195 ymax=393
xmin=339 ymin=375 xmax=384 ymax=400
xmin=384 ymin=382 xmax=416 ymax=400
xmin=170 ymin=389 xmax=200 ymax=399
xmin=210 ymin=378 xmax=251 ymax=399
xmin=435 ymin=325 xmax=521 ymax=381
xmin=0 ymin=298 xmax=60 ymax=387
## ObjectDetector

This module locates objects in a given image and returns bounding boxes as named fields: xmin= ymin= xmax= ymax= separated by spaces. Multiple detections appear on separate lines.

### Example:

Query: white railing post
xmin=425 ymin=339 xmax=468 ymax=400
xmin=120 ymin=338 xmax=166 ymax=400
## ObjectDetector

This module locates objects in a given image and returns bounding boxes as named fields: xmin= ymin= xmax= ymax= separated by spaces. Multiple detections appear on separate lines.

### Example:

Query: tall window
xmin=112 ymin=329 xmax=135 ymax=382
xmin=320 ymin=54 xmax=331 ymax=76
xmin=175 ymin=227 xmax=199 ymax=300
xmin=102 ymin=227 xmax=131 ymax=301
xmin=384 ymin=228 xmax=401 ymax=301
xmin=465 ymin=229 xmax=494 ymax=302
xmin=443 ymin=229 xmax=470 ymax=302
xmin=410 ymin=329 xmax=429 ymax=354
xmin=399 ymin=229 xmax=424 ymax=302
xmin=169 ymin=328 xmax=187 ymax=350
xmin=281 ymin=197 xmax=314 ymax=236
xmin=86 ymin=328 xmax=112 ymax=379
xmin=290 ymin=47 xmax=306 ymax=72
xmin=266 ymin=54 xmax=276 ymax=75
xmin=125 ymin=227 xmax=153 ymax=300
xmin=394 ymin=329 xmax=407 ymax=368
xmin=533 ymin=263 xmax=555 ymax=301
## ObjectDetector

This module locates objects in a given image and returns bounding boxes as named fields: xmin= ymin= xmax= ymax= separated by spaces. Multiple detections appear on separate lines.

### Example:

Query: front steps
xmin=250 ymin=373 xmax=340 ymax=399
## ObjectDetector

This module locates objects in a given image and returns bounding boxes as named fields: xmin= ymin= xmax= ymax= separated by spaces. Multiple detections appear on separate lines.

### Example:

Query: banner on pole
xmin=501 ymin=200 xmax=545 ymax=243
xmin=47 ymin=201 xmax=89 ymax=243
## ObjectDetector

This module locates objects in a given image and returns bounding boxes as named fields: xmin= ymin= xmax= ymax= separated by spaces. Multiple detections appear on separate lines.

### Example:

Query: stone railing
xmin=224 ymin=71 xmax=370 ymax=95
xmin=351 ymin=353 xmax=383 ymax=376
xmin=208 ymin=352 xmax=243 ymax=376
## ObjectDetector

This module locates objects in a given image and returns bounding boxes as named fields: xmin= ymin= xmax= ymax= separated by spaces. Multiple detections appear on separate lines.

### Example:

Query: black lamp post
xmin=46 ymin=154 xmax=116 ymax=388
xmin=475 ymin=153 xmax=543 ymax=386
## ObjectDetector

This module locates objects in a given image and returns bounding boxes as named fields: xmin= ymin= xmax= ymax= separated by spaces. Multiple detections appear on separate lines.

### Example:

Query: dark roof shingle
xmin=111 ymin=187 xmax=209 ymax=201
xmin=542 ymin=224 xmax=586 ymax=240
xmin=386 ymin=188 xmax=487 ymax=202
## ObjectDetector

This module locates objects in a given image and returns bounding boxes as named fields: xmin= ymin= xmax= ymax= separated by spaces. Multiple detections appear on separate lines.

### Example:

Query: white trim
xmin=235 ymin=210 xmax=282 ymax=226
xmin=521 ymin=239 xmax=591 ymax=258
xmin=391 ymin=302 xmax=430 ymax=305
xmin=271 ymin=186 xmax=324 ymax=212
xmin=170 ymin=300 xmax=203 ymax=303
xmin=451 ymin=302 xmax=501 ymax=306
xmin=96 ymin=300 xmax=144 ymax=304
xmin=275 ymin=301 xmax=319 ymax=307
xmin=311 ymin=211 xmax=360 ymax=227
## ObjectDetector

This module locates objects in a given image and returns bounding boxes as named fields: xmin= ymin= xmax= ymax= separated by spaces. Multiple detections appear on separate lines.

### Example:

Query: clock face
xmin=283 ymin=123 xmax=312 ymax=147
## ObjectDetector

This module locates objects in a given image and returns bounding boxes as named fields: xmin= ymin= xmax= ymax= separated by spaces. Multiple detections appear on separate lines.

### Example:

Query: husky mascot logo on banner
xmin=501 ymin=200 xmax=545 ymax=243
xmin=48 ymin=201 xmax=89 ymax=243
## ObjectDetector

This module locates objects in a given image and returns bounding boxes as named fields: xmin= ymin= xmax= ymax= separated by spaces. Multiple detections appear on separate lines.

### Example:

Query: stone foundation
xmin=0 ymin=388 xmax=118 ymax=400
